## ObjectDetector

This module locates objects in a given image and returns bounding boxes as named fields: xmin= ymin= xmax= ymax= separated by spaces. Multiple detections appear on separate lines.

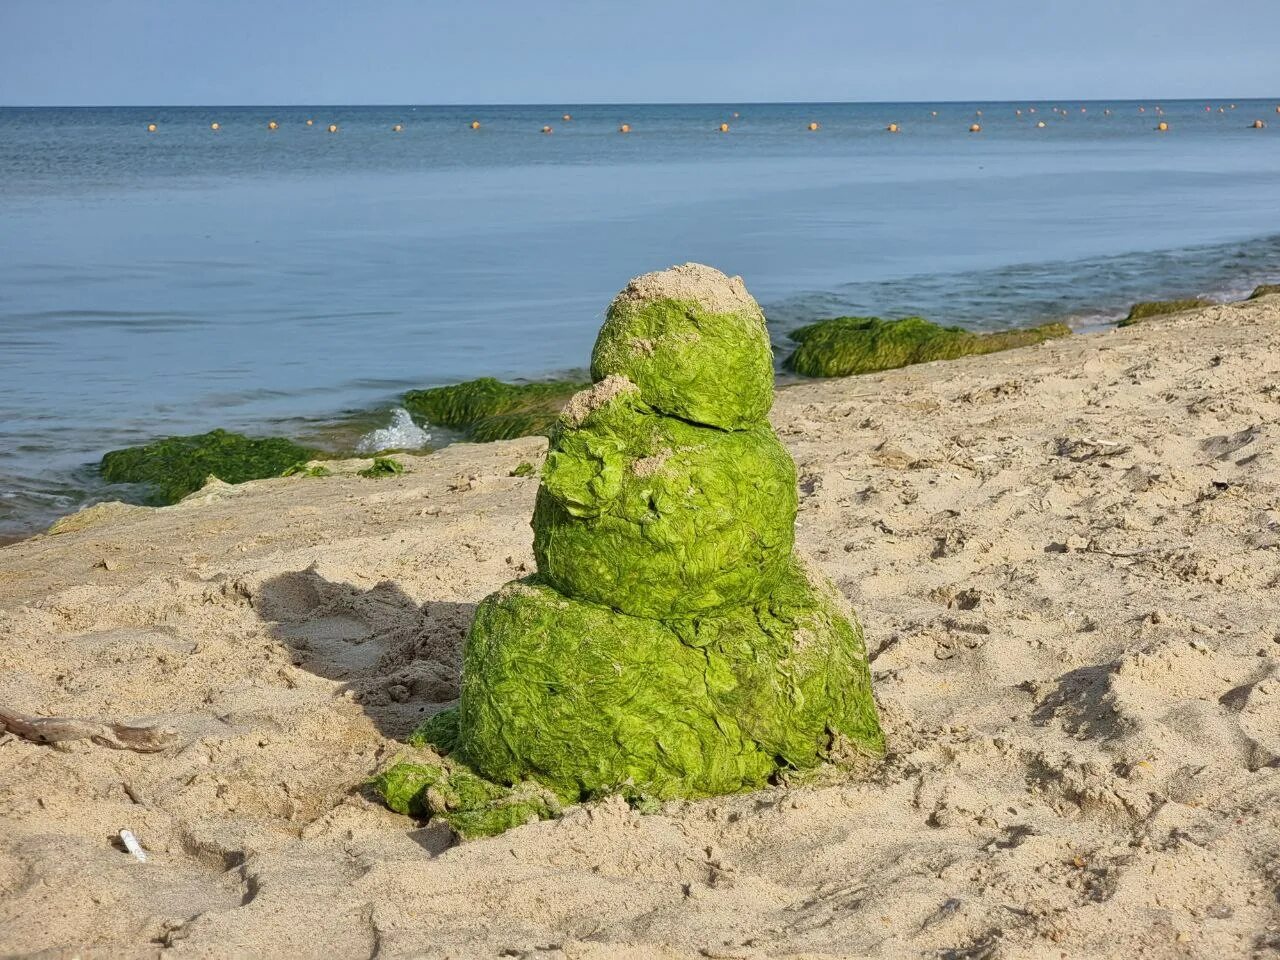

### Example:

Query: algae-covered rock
xmin=532 ymin=376 xmax=797 ymax=618
xmin=1117 ymin=298 xmax=1214 ymax=326
xmin=100 ymin=429 xmax=323 ymax=505
xmin=785 ymin=316 xmax=1071 ymax=378
xmin=376 ymin=264 xmax=882 ymax=838
xmin=402 ymin=377 xmax=587 ymax=442
xmin=1248 ymin=284 xmax=1280 ymax=300
xmin=590 ymin=263 xmax=774 ymax=429
xmin=433 ymin=558 xmax=881 ymax=803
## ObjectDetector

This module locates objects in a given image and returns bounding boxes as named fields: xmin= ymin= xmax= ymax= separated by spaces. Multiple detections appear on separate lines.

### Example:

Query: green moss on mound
xmin=1117 ymin=298 xmax=1215 ymax=326
xmin=100 ymin=429 xmax=323 ymax=505
xmin=533 ymin=378 xmax=797 ymax=618
xmin=427 ymin=557 xmax=881 ymax=805
xmin=590 ymin=264 xmax=774 ymax=429
xmin=402 ymin=377 xmax=588 ymax=443
xmin=1248 ymin=284 xmax=1280 ymax=300
xmin=785 ymin=316 xmax=1072 ymax=378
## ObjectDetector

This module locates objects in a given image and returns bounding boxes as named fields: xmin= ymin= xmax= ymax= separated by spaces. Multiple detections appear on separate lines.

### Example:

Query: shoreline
xmin=3 ymin=279 xmax=1277 ymax=548
xmin=2 ymin=295 xmax=1278 ymax=955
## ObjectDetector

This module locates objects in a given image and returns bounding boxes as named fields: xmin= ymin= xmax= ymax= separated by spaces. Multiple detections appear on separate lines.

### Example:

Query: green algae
xmin=509 ymin=461 xmax=536 ymax=477
xmin=100 ymin=429 xmax=323 ymax=505
xmin=590 ymin=269 xmax=773 ymax=429
xmin=375 ymin=264 xmax=882 ymax=839
xmin=1248 ymin=284 xmax=1280 ymax=300
xmin=358 ymin=456 xmax=405 ymax=478
xmin=281 ymin=462 xmax=332 ymax=478
xmin=533 ymin=379 xmax=797 ymax=618
xmin=591 ymin=297 xmax=773 ymax=431
xmin=784 ymin=316 xmax=1072 ymax=378
xmin=372 ymin=757 xmax=560 ymax=838
xmin=1117 ymin=298 xmax=1215 ymax=326
xmin=437 ymin=558 xmax=882 ymax=804
xmin=402 ymin=377 xmax=587 ymax=443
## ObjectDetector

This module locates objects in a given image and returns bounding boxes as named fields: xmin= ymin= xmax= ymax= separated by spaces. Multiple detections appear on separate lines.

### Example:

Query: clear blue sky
xmin=2 ymin=0 xmax=1277 ymax=105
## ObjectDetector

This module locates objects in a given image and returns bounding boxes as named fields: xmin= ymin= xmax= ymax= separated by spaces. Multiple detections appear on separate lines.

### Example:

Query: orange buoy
xmin=306 ymin=119 xmax=314 ymax=126
xmin=618 ymin=123 xmax=631 ymax=133
xmin=1036 ymin=120 xmax=1046 ymax=128
xmin=328 ymin=123 xmax=338 ymax=133
xmin=719 ymin=122 xmax=729 ymax=133
xmin=1252 ymin=120 xmax=1267 ymax=129
xmin=886 ymin=122 xmax=900 ymax=133
xmin=210 ymin=122 xmax=220 ymax=131
xmin=969 ymin=123 xmax=981 ymax=133
xmin=1156 ymin=121 xmax=1169 ymax=132
xmin=146 ymin=123 xmax=157 ymax=132
xmin=807 ymin=121 xmax=819 ymax=131
xmin=562 ymin=114 xmax=571 ymax=121
xmin=470 ymin=120 xmax=480 ymax=130
xmin=392 ymin=124 xmax=402 ymax=132
xmin=267 ymin=120 xmax=278 ymax=130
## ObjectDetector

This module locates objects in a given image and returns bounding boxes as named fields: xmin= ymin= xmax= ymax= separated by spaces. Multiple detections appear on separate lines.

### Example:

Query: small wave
xmin=355 ymin=407 xmax=431 ymax=454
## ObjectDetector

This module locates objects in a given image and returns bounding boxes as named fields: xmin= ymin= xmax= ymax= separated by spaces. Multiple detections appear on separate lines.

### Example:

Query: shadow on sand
xmin=253 ymin=564 xmax=474 ymax=741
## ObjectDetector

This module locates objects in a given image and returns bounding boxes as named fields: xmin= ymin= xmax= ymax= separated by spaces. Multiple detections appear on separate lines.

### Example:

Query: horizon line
xmin=3 ymin=95 xmax=1279 ymax=110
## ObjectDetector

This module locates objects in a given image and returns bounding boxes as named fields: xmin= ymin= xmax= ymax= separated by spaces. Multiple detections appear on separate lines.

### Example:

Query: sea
xmin=3 ymin=100 xmax=1280 ymax=541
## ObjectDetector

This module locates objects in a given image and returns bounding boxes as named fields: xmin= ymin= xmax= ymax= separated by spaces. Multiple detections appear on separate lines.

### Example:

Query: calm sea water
xmin=3 ymin=100 xmax=1280 ymax=540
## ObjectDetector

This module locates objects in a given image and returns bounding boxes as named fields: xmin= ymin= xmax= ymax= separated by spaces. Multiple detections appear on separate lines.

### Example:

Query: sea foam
xmin=356 ymin=407 xmax=431 ymax=454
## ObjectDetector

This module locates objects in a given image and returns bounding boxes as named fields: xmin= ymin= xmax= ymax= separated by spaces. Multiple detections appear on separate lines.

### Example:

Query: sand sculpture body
xmin=377 ymin=263 xmax=883 ymax=835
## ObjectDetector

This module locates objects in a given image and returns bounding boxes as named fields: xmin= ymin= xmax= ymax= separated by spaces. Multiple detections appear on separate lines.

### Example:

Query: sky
xmin=2 ymin=0 xmax=1278 ymax=106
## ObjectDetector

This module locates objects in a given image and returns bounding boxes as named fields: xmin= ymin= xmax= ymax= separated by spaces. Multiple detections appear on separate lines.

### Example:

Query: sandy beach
xmin=2 ymin=295 xmax=1279 ymax=959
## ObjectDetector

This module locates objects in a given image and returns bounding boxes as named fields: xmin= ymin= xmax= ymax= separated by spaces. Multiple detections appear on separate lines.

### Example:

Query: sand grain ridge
xmin=2 ymin=298 xmax=1280 ymax=959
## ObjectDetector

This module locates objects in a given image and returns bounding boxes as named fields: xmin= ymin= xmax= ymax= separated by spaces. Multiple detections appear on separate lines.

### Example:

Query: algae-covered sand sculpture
xmin=375 ymin=263 xmax=884 ymax=837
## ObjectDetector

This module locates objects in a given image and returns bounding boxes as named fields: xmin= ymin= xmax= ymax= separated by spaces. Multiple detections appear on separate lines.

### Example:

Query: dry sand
xmin=2 ymin=297 xmax=1279 ymax=959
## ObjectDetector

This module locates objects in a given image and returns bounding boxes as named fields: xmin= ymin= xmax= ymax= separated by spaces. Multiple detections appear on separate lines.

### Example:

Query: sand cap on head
xmin=589 ymin=263 xmax=774 ymax=430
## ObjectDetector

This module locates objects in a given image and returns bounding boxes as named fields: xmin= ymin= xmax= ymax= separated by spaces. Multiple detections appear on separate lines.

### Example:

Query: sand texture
xmin=2 ymin=297 xmax=1280 ymax=958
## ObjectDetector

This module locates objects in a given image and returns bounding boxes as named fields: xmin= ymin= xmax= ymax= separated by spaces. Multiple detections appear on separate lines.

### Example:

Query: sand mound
xmin=608 ymin=262 xmax=763 ymax=320
xmin=2 ymin=299 xmax=1279 ymax=957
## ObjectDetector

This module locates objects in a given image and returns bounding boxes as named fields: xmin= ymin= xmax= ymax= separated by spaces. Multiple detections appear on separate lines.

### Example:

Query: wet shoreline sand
xmin=2 ymin=296 xmax=1279 ymax=957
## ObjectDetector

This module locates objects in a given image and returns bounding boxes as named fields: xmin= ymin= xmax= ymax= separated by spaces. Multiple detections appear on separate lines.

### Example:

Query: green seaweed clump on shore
xmin=784 ymin=315 xmax=1071 ymax=378
xmin=402 ymin=377 xmax=588 ymax=443
xmin=374 ymin=263 xmax=883 ymax=840
xmin=100 ymin=430 xmax=322 ymax=505
xmin=1117 ymin=298 xmax=1215 ymax=326
xmin=372 ymin=756 xmax=560 ymax=839
xmin=1248 ymin=284 xmax=1280 ymax=300
xmin=358 ymin=456 xmax=405 ymax=478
